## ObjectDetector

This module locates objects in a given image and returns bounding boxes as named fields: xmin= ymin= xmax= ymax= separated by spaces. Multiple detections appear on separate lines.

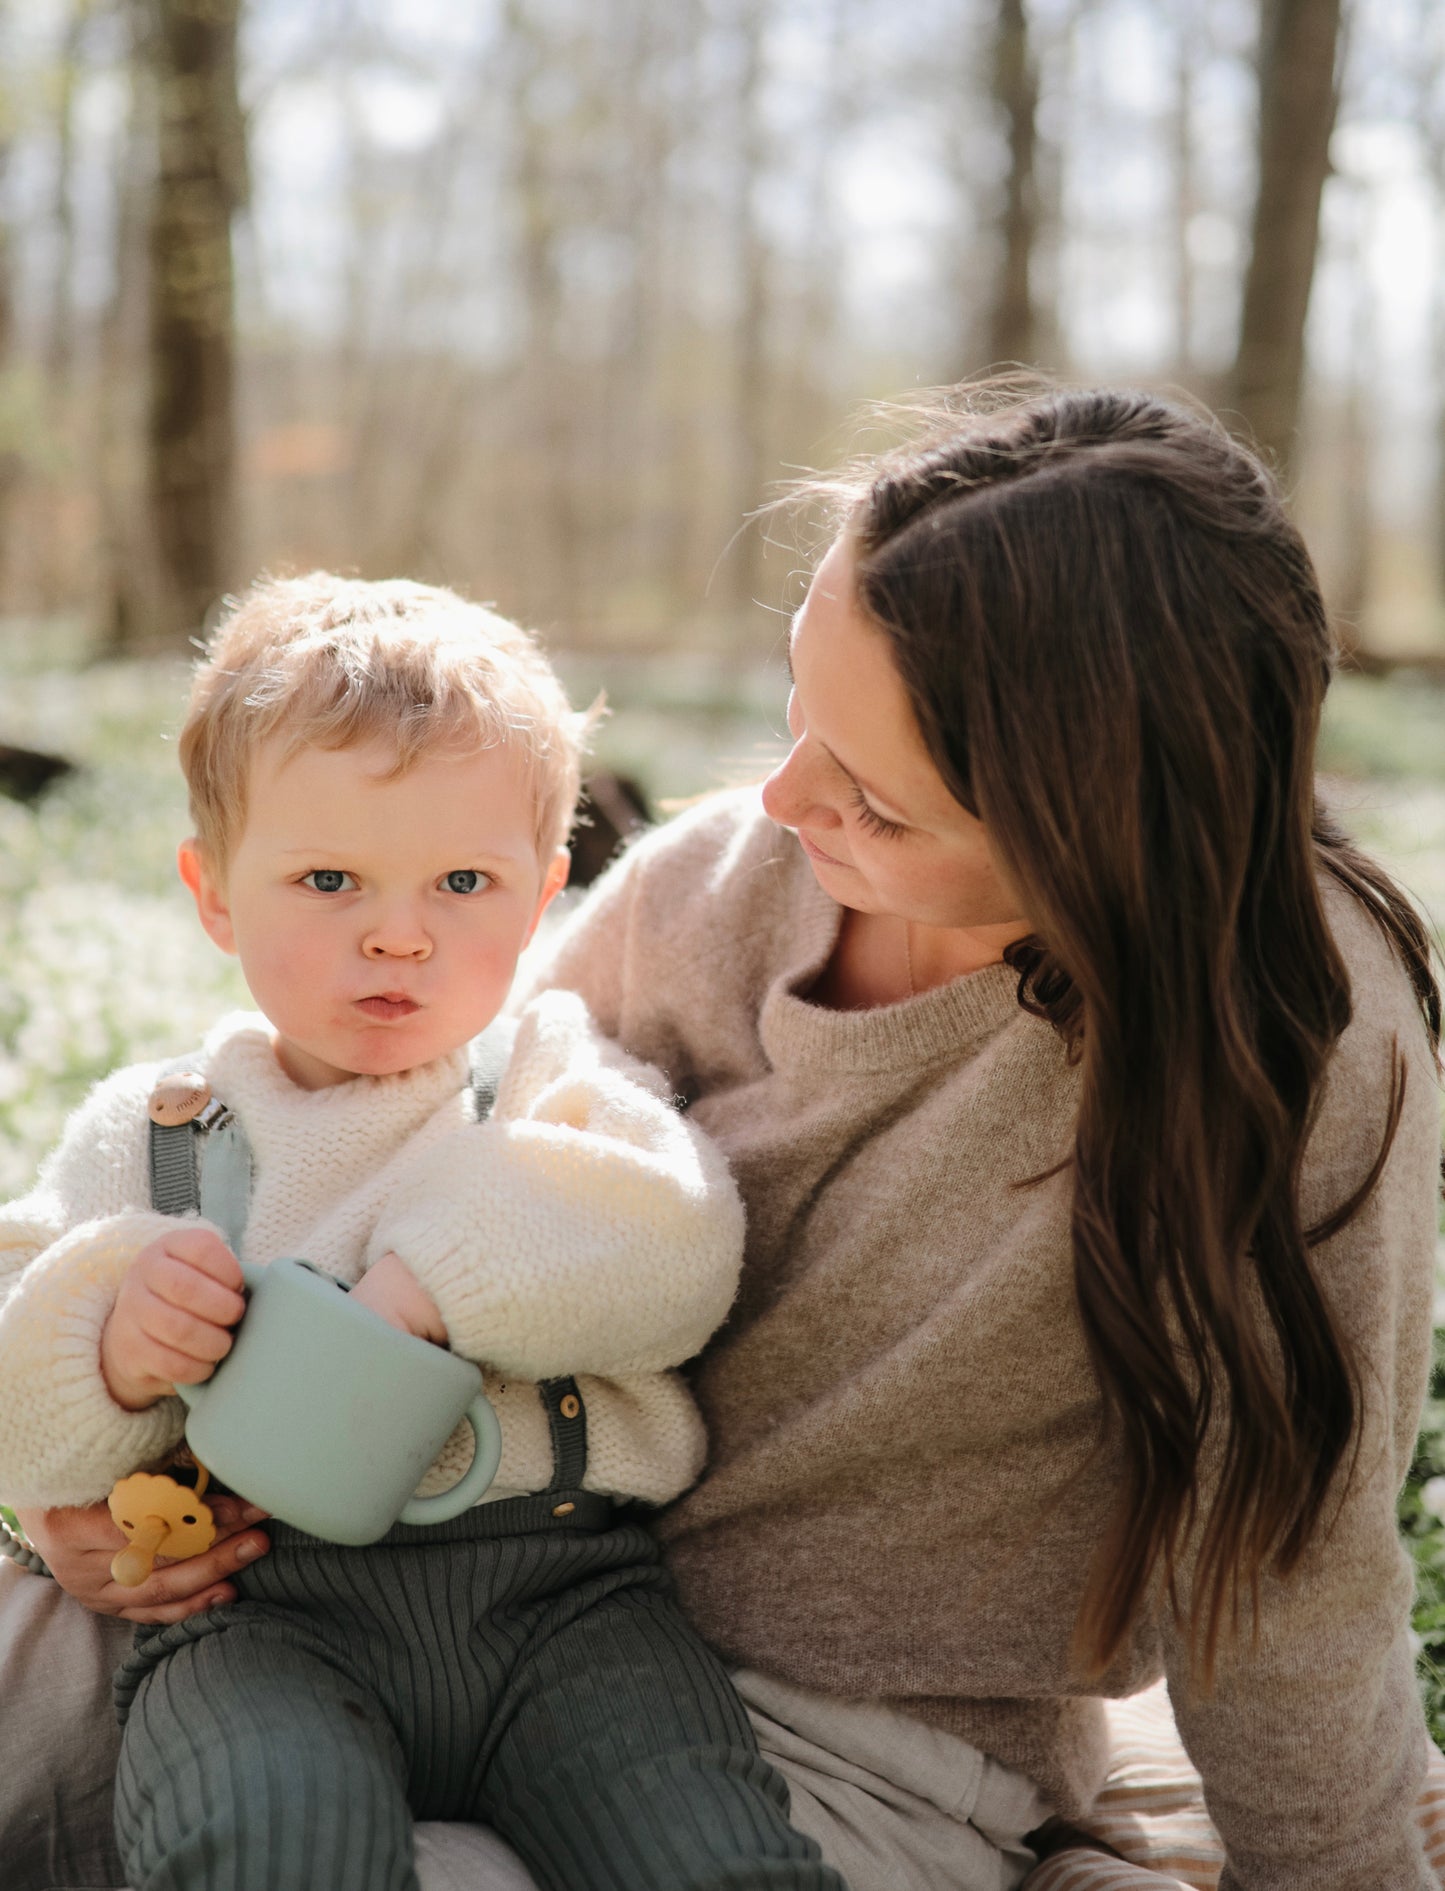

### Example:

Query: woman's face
xmin=762 ymin=536 xmax=1029 ymax=936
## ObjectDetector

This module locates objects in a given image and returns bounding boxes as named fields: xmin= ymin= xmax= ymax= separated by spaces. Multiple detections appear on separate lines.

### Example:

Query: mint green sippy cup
xmin=176 ymin=1256 xmax=503 ymax=1545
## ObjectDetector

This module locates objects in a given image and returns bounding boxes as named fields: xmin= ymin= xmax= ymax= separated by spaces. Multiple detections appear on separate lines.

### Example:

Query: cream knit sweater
xmin=0 ymin=988 xmax=744 ymax=1512
xmin=520 ymin=788 xmax=1443 ymax=1891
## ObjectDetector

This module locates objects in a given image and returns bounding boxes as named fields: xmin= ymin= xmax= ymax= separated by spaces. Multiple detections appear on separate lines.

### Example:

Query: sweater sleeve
xmin=367 ymin=988 xmax=745 ymax=1379
xmin=1163 ymin=903 xmax=1441 ymax=1890
xmin=0 ymin=1064 xmax=193 ymax=1504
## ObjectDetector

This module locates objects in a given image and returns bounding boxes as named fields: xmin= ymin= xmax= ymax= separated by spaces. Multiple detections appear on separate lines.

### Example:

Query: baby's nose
xmin=362 ymin=917 xmax=431 ymax=959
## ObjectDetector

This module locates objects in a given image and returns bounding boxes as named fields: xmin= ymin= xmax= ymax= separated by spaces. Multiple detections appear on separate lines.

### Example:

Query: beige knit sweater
xmin=522 ymin=788 xmax=1443 ymax=1891
xmin=0 ymin=989 xmax=744 ymax=1512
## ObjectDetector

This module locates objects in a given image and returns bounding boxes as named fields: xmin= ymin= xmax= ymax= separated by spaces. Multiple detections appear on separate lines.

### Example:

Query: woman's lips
xmin=355 ymin=995 xmax=420 ymax=1021
xmin=799 ymin=831 xmax=849 ymax=868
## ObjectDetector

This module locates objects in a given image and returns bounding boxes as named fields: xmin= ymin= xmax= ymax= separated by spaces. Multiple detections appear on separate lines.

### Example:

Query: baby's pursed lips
xmin=355 ymin=992 xmax=422 ymax=1019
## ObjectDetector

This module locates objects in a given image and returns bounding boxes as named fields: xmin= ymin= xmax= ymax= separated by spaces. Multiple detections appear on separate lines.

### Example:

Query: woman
xmin=4 ymin=385 xmax=1441 ymax=1891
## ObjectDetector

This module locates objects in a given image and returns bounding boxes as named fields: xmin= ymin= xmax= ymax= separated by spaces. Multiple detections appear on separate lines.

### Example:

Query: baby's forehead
xmin=251 ymin=725 xmax=532 ymax=787
xmin=233 ymin=732 xmax=544 ymax=851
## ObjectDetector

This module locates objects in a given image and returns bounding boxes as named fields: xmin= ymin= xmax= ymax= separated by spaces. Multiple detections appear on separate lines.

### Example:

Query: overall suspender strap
xmin=149 ymin=1115 xmax=202 ymax=1218
xmin=466 ymin=1017 xmax=518 ymax=1122
xmin=148 ymin=1062 xmax=253 ymax=1252
xmin=537 ymin=1378 xmax=588 ymax=1491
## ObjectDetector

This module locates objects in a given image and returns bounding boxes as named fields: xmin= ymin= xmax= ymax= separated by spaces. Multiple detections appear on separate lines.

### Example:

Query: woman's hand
xmin=13 ymin=1496 xmax=269 ymax=1624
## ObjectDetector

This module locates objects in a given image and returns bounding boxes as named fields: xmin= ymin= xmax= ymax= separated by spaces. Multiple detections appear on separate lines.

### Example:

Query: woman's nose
xmin=761 ymin=737 xmax=839 ymax=832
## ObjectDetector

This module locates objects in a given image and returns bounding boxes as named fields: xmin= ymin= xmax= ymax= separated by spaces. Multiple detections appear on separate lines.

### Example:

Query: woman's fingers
xmin=116 ymin=1526 xmax=269 ymax=1623
xmin=206 ymin=1494 xmax=270 ymax=1538
xmin=13 ymin=1497 xmax=270 ymax=1621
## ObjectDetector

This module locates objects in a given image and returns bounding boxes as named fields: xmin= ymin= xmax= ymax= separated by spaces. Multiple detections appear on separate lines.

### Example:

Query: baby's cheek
xmin=243 ymin=935 xmax=328 ymax=1020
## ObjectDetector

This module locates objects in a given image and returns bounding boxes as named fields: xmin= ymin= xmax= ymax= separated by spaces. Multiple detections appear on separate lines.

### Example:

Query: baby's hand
xmin=351 ymin=1252 xmax=448 ymax=1346
xmin=101 ymin=1227 xmax=247 ymax=1412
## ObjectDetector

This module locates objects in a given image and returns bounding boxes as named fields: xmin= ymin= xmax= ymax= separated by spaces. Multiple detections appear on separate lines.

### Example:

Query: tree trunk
xmin=500 ymin=0 xmax=581 ymax=626
xmin=1423 ymin=26 xmax=1445 ymax=612
xmin=1332 ymin=180 xmax=1373 ymax=661
xmin=1228 ymin=0 xmax=1343 ymax=476
xmin=727 ymin=0 xmax=773 ymax=616
xmin=43 ymin=0 xmax=95 ymax=395
xmin=97 ymin=0 xmax=156 ymax=653
xmin=1170 ymin=15 xmax=1198 ymax=378
xmin=986 ymin=0 xmax=1039 ymax=367
xmin=141 ymin=0 xmax=244 ymax=648
xmin=0 ymin=1 xmax=20 ymax=609
xmin=1434 ymin=185 xmax=1445 ymax=610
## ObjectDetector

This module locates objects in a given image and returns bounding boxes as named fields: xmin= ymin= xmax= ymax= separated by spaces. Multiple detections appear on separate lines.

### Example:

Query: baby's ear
xmin=178 ymin=839 xmax=237 ymax=955
xmin=525 ymin=847 xmax=571 ymax=944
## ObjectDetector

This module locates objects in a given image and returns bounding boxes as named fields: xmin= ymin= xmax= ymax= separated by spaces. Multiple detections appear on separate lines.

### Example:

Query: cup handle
xmin=396 ymin=1391 xmax=504 ymax=1526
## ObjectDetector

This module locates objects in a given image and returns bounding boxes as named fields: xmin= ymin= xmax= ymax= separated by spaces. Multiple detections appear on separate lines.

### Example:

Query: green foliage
xmin=1403 ymin=1318 xmax=1445 ymax=1745
xmin=1321 ymin=675 xmax=1445 ymax=786
xmin=0 ymin=658 xmax=250 ymax=1196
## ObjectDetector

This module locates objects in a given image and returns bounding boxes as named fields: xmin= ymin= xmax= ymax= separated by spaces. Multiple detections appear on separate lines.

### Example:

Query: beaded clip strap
xmin=0 ymin=1509 xmax=52 ymax=1577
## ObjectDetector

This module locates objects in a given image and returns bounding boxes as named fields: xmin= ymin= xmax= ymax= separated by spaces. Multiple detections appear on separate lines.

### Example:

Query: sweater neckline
xmin=757 ymin=847 xmax=1027 ymax=1073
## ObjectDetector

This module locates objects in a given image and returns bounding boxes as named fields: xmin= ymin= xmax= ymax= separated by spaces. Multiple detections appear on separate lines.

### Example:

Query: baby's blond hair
xmin=179 ymin=573 xmax=589 ymax=869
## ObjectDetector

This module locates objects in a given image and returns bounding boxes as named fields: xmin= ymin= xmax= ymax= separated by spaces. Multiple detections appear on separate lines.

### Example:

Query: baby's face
xmin=181 ymin=737 xmax=567 ymax=1088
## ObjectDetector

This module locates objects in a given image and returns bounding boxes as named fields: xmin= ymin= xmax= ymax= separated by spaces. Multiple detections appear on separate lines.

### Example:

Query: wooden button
xmin=559 ymin=1394 xmax=581 ymax=1420
xmin=148 ymin=1073 xmax=212 ymax=1126
xmin=552 ymin=1501 xmax=575 ymax=1517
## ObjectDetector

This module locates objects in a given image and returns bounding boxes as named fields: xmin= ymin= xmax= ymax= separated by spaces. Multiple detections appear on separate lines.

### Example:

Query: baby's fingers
xmin=133 ymin=1299 xmax=235 ymax=1386
xmin=144 ymin=1225 xmax=244 ymax=1291
xmin=146 ymin=1248 xmax=247 ymax=1329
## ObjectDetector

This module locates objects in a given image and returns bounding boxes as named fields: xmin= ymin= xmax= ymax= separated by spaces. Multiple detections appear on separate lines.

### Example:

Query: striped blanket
xmin=1023 ymin=1681 xmax=1445 ymax=1888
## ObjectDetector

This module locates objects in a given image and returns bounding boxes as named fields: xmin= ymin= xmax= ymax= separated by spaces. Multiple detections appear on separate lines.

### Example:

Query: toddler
xmin=0 ymin=576 xmax=844 ymax=1891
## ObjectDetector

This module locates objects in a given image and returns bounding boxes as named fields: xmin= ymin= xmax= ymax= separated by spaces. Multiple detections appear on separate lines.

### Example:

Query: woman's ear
xmin=177 ymin=839 xmax=237 ymax=955
xmin=524 ymin=847 xmax=571 ymax=945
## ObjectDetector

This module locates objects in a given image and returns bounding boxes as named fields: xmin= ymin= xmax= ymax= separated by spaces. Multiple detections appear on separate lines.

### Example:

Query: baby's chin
xmin=270 ymin=1033 xmax=434 ymax=1090
xmin=270 ymin=1010 xmax=501 ymax=1089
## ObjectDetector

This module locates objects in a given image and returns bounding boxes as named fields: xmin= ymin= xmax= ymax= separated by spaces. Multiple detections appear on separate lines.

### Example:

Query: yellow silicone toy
xmin=107 ymin=1466 xmax=217 ymax=1586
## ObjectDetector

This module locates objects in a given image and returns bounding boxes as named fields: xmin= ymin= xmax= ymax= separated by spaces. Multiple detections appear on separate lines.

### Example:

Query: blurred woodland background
xmin=0 ymin=0 xmax=1444 ymax=664
xmin=5 ymin=0 xmax=1445 ymax=1734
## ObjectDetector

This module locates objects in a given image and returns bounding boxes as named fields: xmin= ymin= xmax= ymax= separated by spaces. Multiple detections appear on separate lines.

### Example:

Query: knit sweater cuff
xmin=0 ymin=1210 xmax=192 ymax=1505
xmin=370 ymin=1099 xmax=742 ymax=1379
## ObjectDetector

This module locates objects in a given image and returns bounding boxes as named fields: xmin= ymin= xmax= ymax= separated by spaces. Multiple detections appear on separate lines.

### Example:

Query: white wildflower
xmin=1419 ymin=1478 xmax=1445 ymax=1524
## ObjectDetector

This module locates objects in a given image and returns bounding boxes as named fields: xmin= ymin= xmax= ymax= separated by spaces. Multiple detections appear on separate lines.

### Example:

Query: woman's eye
xmin=443 ymin=869 xmax=490 ymax=895
xmin=301 ymin=870 xmax=356 ymax=894
xmin=849 ymin=788 xmax=907 ymax=841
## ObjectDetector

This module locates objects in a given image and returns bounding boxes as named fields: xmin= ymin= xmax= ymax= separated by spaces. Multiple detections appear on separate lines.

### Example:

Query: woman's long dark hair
xmin=831 ymin=386 xmax=1441 ymax=1678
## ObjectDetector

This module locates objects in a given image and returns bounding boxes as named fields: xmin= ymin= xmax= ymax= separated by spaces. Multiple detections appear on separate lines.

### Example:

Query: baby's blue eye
xmin=444 ymin=869 xmax=488 ymax=894
xmin=302 ymin=870 xmax=355 ymax=894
